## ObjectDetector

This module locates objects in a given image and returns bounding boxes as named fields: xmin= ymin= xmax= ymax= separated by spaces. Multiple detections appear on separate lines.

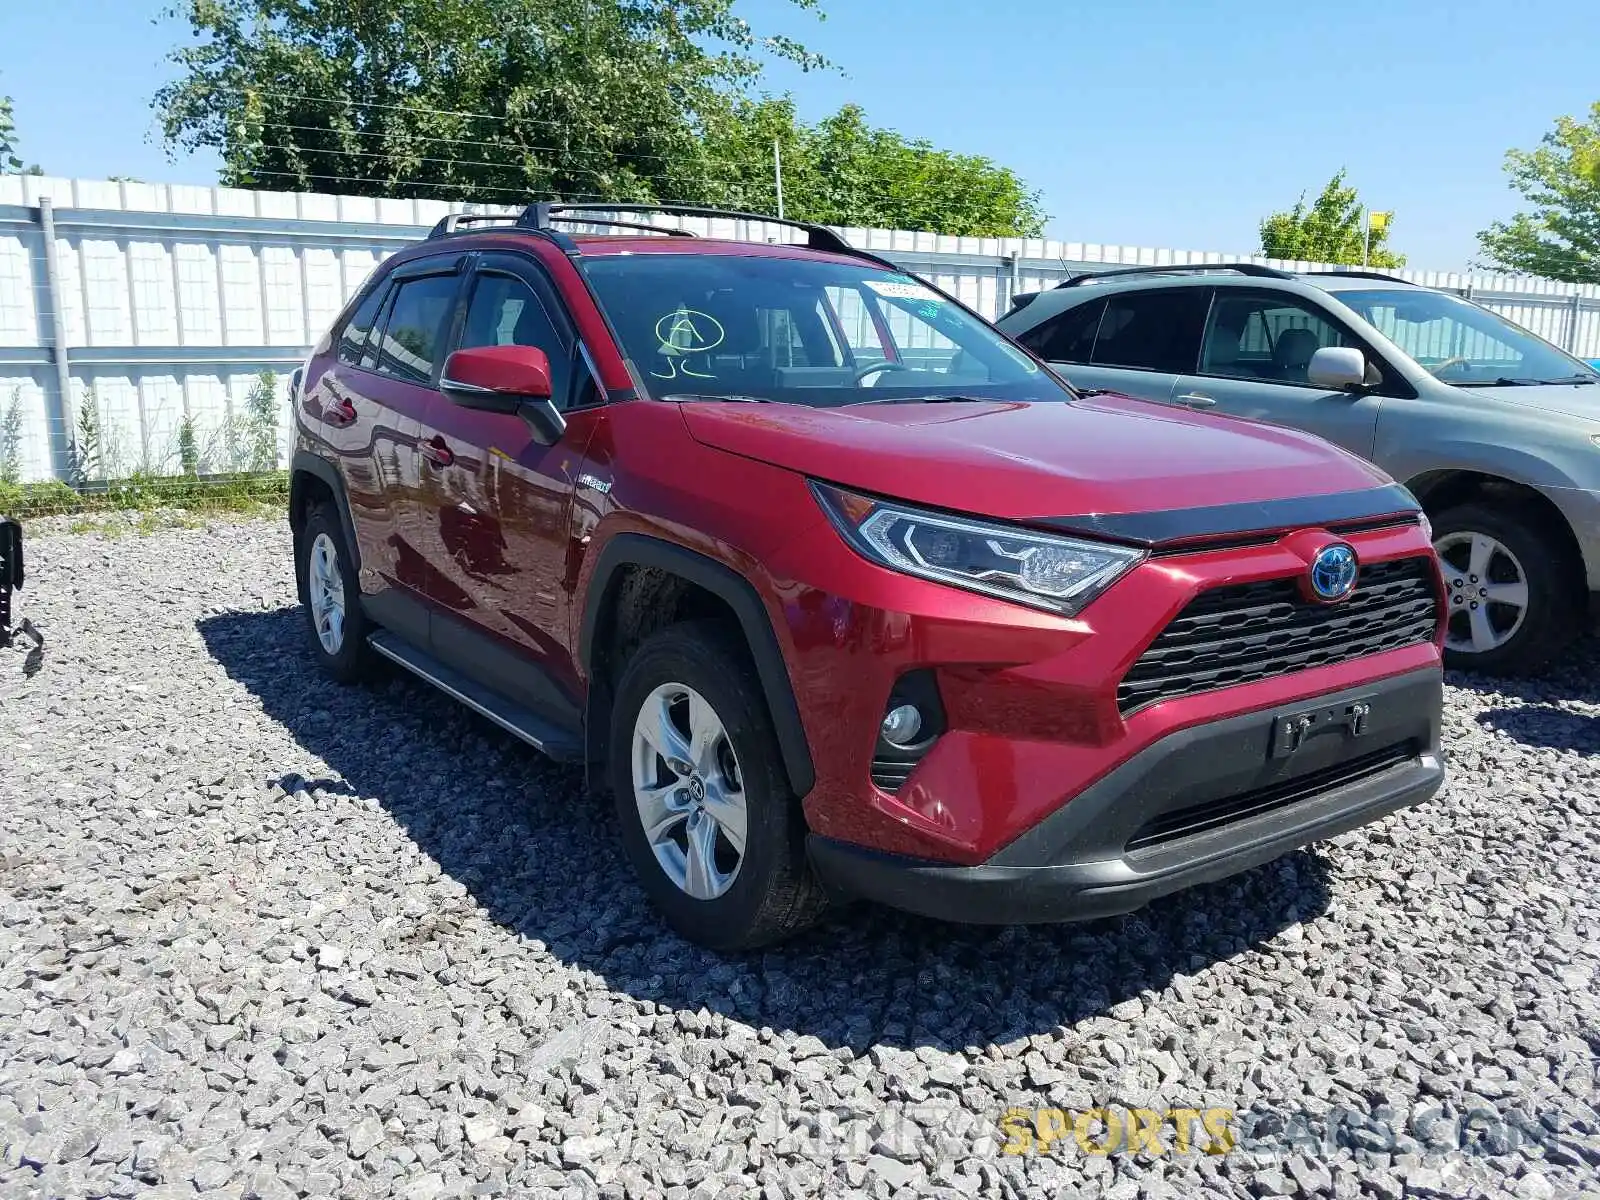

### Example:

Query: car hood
xmin=680 ymin=394 xmax=1398 ymax=531
xmin=1449 ymin=382 xmax=1600 ymax=423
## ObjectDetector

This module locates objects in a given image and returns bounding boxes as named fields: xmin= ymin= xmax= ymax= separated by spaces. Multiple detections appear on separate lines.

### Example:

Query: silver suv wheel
xmin=1435 ymin=530 xmax=1529 ymax=654
xmin=307 ymin=531 xmax=347 ymax=655
xmin=630 ymin=682 xmax=748 ymax=900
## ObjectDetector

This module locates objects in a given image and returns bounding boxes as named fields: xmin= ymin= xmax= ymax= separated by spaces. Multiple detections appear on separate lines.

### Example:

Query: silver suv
xmin=997 ymin=264 xmax=1600 ymax=675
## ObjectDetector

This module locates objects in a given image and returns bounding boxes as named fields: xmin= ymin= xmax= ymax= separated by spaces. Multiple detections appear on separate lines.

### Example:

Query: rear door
xmin=301 ymin=269 xmax=439 ymax=644
xmin=1016 ymin=288 xmax=1208 ymax=405
xmin=351 ymin=258 xmax=468 ymax=640
xmin=414 ymin=250 xmax=599 ymax=716
xmin=1172 ymin=289 xmax=1382 ymax=457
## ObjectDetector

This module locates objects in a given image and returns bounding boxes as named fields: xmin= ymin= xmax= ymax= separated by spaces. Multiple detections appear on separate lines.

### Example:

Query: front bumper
xmin=807 ymin=668 xmax=1443 ymax=924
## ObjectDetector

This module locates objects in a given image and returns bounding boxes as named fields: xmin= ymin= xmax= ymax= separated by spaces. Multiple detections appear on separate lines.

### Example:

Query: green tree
xmin=1 ymin=74 xmax=26 ymax=173
xmin=156 ymin=0 xmax=828 ymax=204
xmin=0 ymin=390 xmax=23 ymax=485
xmin=245 ymin=371 xmax=279 ymax=472
xmin=72 ymin=397 xmax=102 ymax=486
xmin=699 ymin=100 xmax=1045 ymax=236
xmin=177 ymin=414 xmax=201 ymax=475
xmin=156 ymin=1 xmax=1046 ymax=236
xmin=1259 ymin=170 xmax=1404 ymax=268
xmin=1478 ymin=104 xmax=1600 ymax=283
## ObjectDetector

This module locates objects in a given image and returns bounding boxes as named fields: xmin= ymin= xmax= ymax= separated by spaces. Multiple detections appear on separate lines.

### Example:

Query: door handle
xmin=322 ymin=397 xmax=357 ymax=427
xmin=420 ymin=437 xmax=455 ymax=468
xmin=1175 ymin=392 xmax=1217 ymax=408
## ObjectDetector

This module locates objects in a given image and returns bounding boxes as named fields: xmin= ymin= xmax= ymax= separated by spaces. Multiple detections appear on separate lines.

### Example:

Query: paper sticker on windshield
xmin=865 ymin=277 xmax=944 ymax=302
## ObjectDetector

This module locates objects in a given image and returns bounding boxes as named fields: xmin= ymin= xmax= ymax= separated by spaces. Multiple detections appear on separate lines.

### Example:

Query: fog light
xmin=880 ymin=704 xmax=924 ymax=746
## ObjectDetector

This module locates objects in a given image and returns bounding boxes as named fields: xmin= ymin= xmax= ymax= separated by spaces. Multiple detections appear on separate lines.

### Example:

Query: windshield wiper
xmin=659 ymin=392 xmax=771 ymax=404
xmin=847 ymin=393 xmax=1005 ymax=406
xmin=1539 ymin=374 xmax=1600 ymax=385
xmin=1453 ymin=378 xmax=1546 ymax=388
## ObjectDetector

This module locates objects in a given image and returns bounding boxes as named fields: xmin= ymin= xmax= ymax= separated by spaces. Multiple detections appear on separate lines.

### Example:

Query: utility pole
xmin=773 ymin=138 xmax=785 ymax=220
xmin=1362 ymin=207 xmax=1371 ymax=268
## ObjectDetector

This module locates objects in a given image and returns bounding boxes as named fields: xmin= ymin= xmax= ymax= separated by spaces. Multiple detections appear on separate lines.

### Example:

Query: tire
xmin=609 ymin=620 xmax=825 ymax=950
xmin=1431 ymin=501 xmax=1582 ymax=676
xmin=297 ymin=501 xmax=374 ymax=684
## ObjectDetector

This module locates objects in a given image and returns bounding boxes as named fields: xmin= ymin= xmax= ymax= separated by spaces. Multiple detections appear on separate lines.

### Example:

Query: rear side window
xmin=337 ymin=284 xmax=388 ymax=367
xmin=1016 ymin=298 xmax=1105 ymax=363
xmin=1091 ymin=290 xmax=1209 ymax=373
xmin=374 ymin=274 xmax=461 ymax=384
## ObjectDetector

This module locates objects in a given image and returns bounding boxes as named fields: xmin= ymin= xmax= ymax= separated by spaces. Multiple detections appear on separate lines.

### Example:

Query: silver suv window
xmin=1336 ymin=288 xmax=1595 ymax=386
xmin=1201 ymin=292 xmax=1355 ymax=385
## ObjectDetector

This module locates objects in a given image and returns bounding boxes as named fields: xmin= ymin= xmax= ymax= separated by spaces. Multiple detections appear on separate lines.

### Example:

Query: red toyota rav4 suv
xmin=288 ymin=202 xmax=1446 ymax=950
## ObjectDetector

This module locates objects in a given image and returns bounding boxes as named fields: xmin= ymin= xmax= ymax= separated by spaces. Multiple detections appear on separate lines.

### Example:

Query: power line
xmin=233 ymin=87 xmax=734 ymax=146
xmin=244 ymin=121 xmax=761 ymax=180
xmin=237 ymin=167 xmax=749 ymax=211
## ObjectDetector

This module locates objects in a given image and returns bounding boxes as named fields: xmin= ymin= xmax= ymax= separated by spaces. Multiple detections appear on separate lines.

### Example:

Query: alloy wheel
xmin=630 ymin=682 xmax=748 ymax=900
xmin=1435 ymin=530 xmax=1530 ymax=655
xmin=308 ymin=532 xmax=347 ymax=655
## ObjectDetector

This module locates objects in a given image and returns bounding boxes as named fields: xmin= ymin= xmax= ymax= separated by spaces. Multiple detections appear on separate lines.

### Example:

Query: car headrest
xmin=1273 ymin=327 xmax=1320 ymax=370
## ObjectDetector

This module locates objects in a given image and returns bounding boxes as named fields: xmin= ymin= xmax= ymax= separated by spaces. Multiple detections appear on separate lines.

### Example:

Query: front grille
xmin=1125 ymin=741 xmax=1418 ymax=851
xmin=1118 ymin=557 xmax=1438 ymax=715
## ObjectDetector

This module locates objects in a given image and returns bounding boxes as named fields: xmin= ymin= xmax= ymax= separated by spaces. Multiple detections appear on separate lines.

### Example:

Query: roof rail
xmin=1299 ymin=269 xmax=1415 ymax=284
xmin=427 ymin=208 xmax=699 ymax=242
xmin=426 ymin=212 xmax=520 ymax=240
xmin=517 ymin=201 xmax=868 ymax=259
xmin=424 ymin=199 xmax=902 ymax=271
xmin=1058 ymin=262 xmax=1294 ymax=287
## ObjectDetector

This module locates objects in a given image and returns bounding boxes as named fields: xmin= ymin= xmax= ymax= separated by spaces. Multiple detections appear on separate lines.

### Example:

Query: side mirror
xmin=1307 ymin=345 xmax=1369 ymax=392
xmin=440 ymin=345 xmax=566 ymax=445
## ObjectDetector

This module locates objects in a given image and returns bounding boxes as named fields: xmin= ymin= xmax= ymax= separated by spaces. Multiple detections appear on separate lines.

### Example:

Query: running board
xmin=367 ymin=631 xmax=584 ymax=761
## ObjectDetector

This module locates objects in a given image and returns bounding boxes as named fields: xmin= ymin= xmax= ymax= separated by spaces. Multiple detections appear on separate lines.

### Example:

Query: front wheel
xmin=609 ymin=621 xmax=825 ymax=950
xmin=1431 ymin=502 xmax=1582 ymax=676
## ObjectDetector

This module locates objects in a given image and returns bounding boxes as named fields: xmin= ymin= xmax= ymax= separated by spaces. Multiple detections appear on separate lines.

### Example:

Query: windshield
xmin=1335 ymin=288 xmax=1598 ymax=386
xmin=580 ymin=253 xmax=1067 ymax=406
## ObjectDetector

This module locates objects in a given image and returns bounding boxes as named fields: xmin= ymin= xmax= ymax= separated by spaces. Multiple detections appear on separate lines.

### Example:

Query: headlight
xmin=811 ymin=482 xmax=1145 ymax=616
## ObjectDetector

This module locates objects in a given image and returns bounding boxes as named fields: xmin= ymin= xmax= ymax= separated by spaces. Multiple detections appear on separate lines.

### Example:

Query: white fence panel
xmin=3 ymin=174 xmax=1600 ymax=483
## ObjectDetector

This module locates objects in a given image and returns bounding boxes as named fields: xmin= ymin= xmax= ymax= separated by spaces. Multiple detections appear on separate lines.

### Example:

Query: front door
xmin=415 ymin=251 xmax=598 ymax=715
xmin=1173 ymin=289 xmax=1382 ymax=458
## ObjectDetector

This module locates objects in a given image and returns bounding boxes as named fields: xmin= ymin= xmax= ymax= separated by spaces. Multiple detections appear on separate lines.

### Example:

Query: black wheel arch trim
xmin=290 ymin=451 xmax=362 ymax=576
xmin=579 ymin=533 xmax=816 ymax=798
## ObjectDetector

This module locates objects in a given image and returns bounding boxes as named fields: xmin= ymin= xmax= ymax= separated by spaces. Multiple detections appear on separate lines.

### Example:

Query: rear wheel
xmin=297 ymin=502 xmax=374 ymax=683
xmin=609 ymin=621 xmax=825 ymax=950
xmin=1431 ymin=502 xmax=1581 ymax=676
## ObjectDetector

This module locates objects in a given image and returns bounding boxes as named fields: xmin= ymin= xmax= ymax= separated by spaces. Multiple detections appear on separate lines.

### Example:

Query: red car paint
xmin=292 ymin=224 xmax=1445 ymax=898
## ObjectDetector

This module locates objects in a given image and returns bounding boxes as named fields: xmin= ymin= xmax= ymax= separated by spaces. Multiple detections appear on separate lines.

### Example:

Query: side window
xmin=374 ymin=273 xmax=461 ymax=384
xmin=1015 ymin=298 xmax=1105 ymax=363
xmin=458 ymin=271 xmax=573 ymax=407
xmin=1202 ymin=293 xmax=1352 ymax=385
xmin=337 ymin=283 xmax=388 ymax=367
xmin=1090 ymin=290 xmax=1208 ymax=373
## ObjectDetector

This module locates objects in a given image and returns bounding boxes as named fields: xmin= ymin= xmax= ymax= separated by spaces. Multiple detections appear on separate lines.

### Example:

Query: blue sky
xmin=4 ymin=0 xmax=1598 ymax=271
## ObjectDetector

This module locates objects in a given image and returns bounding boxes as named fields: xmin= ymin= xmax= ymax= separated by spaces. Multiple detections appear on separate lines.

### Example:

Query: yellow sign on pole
xmin=1369 ymin=211 xmax=1391 ymax=233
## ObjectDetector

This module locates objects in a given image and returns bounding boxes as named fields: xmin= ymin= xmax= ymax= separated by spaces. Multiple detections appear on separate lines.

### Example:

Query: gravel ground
xmin=1 ymin=520 xmax=1597 ymax=1200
